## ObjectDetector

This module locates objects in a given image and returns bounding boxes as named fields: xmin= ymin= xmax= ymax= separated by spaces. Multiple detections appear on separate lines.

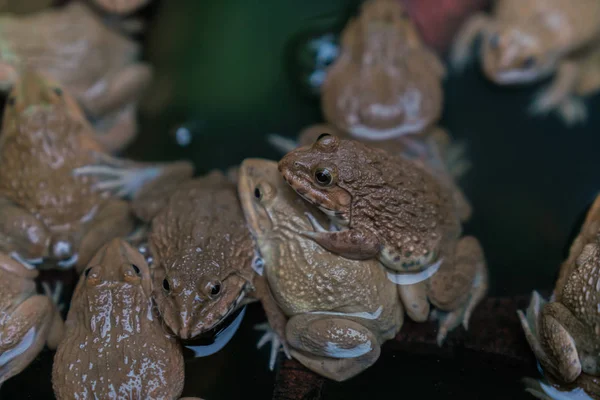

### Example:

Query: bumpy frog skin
xmin=0 ymin=2 xmax=153 ymax=151
xmin=0 ymin=251 xmax=63 ymax=386
xmin=519 ymin=195 xmax=600 ymax=399
xmin=279 ymin=136 xmax=489 ymax=344
xmin=269 ymin=123 xmax=472 ymax=222
xmin=238 ymin=158 xmax=404 ymax=381
xmin=322 ymin=0 xmax=445 ymax=140
xmin=52 ymin=239 xmax=195 ymax=400
xmin=0 ymin=69 xmax=193 ymax=273
xmin=450 ymin=0 xmax=600 ymax=125
xmin=131 ymin=170 xmax=288 ymax=366
xmin=91 ymin=0 xmax=150 ymax=15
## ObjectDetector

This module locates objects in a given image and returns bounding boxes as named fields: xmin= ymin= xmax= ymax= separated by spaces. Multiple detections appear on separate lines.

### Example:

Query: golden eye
xmin=314 ymin=168 xmax=333 ymax=186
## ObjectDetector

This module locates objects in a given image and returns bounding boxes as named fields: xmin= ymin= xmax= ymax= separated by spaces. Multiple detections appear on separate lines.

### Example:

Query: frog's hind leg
xmin=0 ymin=198 xmax=50 ymax=269
xmin=449 ymin=13 xmax=493 ymax=71
xmin=76 ymin=199 xmax=135 ymax=273
xmin=427 ymin=236 xmax=488 ymax=346
xmin=285 ymin=314 xmax=381 ymax=382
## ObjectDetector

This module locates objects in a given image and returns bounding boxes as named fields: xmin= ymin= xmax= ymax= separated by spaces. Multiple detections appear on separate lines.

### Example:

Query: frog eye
xmin=316 ymin=133 xmax=331 ymax=142
xmin=162 ymin=278 xmax=171 ymax=293
xmin=131 ymin=264 xmax=140 ymax=275
xmin=205 ymin=280 xmax=222 ymax=298
xmin=254 ymin=187 xmax=262 ymax=200
xmin=314 ymin=167 xmax=333 ymax=186
xmin=522 ymin=56 xmax=535 ymax=69
xmin=53 ymin=87 xmax=63 ymax=96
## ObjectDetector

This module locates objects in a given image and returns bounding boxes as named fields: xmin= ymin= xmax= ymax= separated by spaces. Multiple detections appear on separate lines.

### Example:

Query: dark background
xmin=3 ymin=0 xmax=599 ymax=398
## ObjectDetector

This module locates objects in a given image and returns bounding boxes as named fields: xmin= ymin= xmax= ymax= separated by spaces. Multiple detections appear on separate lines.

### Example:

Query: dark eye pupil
xmin=132 ymin=264 xmax=140 ymax=274
xmin=315 ymin=169 xmax=331 ymax=184
xmin=163 ymin=279 xmax=170 ymax=291
xmin=211 ymin=283 xmax=221 ymax=295
xmin=254 ymin=188 xmax=261 ymax=199
xmin=53 ymin=87 xmax=62 ymax=96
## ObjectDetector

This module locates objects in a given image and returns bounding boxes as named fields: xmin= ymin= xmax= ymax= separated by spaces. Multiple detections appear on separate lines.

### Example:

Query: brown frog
xmin=279 ymin=135 xmax=488 ymax=344
xmin=131 ymin=170 xmax=289 ymax=367
xmin=450 ymin=0 xmax=600 ymax=125
xmin=322 ymin=0 xmax=445 ymax=141
xmin=90 ymin=0 xmax=150 ymax=15
xmin=51 ymin=239 xmax=199 ymax=400
xmin=238 ymin=158 xmax=404 ymax=381
xmin=0 ymin=251 xmax=63 ymax=387
xmin=0 ymin=2 xmax=153 ymax=152
xmin=519 ymin=194 xmax=600 ymax=399
xmin=269 ymin=123 xmax=472 ymax=222
xmin=0 ymin=69 xmax=192 ymax=272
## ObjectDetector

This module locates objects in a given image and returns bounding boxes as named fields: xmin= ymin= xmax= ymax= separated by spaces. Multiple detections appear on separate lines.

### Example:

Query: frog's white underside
xmin=0 ymin=327 xmax=36 ymax=367
xmin=185 ymin=306 xmax=247 ymax=358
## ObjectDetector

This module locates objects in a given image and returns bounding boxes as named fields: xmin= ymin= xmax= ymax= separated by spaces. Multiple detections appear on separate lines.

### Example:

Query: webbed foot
xmin=254 ymin=322 xmax=291 ymax=371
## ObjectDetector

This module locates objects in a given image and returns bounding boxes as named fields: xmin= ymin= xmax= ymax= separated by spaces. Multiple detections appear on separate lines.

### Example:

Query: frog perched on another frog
xmin=130 ymin=170 xmax=289 ymax=366
xmin=279 ymin=134 xmax=488 ymax=344
xmin=322 ymin=0 xmax=445 ymax=141
xmin=0 ymin=2 xmax=153 ymax=152
xmin=0 ymin=251 xmax=63 ymax=387
xmin=52 ymin=239 xmax=201 ymax=400
xmin=518 ymin=194 xmax=600 ymax=399
xmin=450 ymin=0 xmax=600 ymax=125
xmin=0 ymin=69 xmax=193 ymax=272
xmin=238 ymin=158 xmax=404 ymax=381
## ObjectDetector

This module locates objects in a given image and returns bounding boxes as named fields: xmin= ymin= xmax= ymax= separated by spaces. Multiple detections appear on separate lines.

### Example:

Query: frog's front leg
xmin=82 ymin=64 xmax=152 ymax=117
xmin=449 ymin=13 xmax=493 ymax=71
xmin=427 ymin=236 xmax=488 ymax=345
xmin=285 ymin=314 xmax=381 ymax=382
xmin=72 ymin=152 xmax=194 ymax=200
xmin=76 ymin=199 xmax=135 ymax=273
xmin=0 ymin=295 xmax=63 ymax=385
xmin=249 ymin=274 xmax=291 ymax=371
xmin=529 ymin=60 xmax=584 ymax=125
xmin=301 ymin=213 xmax=380 ymax=260
xmin=538 ymin=301 xmax=599 ymax=383
xmin=92 ymin=104 xmax=138 ymax=154
xmin=0 ymin=197 xmax=51 ymax=269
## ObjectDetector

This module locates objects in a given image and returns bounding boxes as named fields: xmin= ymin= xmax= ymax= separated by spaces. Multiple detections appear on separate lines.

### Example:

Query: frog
xmin=238 ymin=158 xmax=405 ymax=381
xmin=279 ymin=134 xmax=488 ymax=344
xmin=51 ymin=238 xmax=202 ymax=400
xmin=449 ymin=0 xmax=600 ymax=125
xmin=321 ymin=0 xmax=446 ymax=141
xmin=90 ymin=0 xmax=150 ymax=15
xmin=0 ymin=250 xmax=63 ymax=387
xmin=269 ymin=123 xmax=472 ymax=222
xmin=518 ymin=194 xmax=600 ymax=398
xmin=0 ymin=2 xmax=153 ymax=152
xmin=0 ymin=69 xmax=193 ymax=273
xmin=130 ymin=170 xmax=290 ymax=368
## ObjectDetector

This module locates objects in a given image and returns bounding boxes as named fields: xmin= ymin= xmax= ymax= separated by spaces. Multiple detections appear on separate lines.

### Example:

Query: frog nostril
xmin=163 ymin=278 xmax=171 ymax=293
xmin=131 ymin=264 xmax=140 ymax=275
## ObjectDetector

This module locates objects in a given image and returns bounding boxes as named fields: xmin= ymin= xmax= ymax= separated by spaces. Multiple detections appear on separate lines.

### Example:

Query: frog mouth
xmin=180 ymin=284 xmax=249 ymax=349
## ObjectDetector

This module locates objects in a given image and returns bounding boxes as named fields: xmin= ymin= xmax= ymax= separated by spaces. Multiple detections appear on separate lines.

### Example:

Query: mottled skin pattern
xmin=91 ymin=0 xmax=150 ymax=15
xmin=132 ymin=171 xmax=287 ymax=345
xmin=0 ymin=251 xmax=63 ymax=386
xmin=0 ymin=70 xmax=136 ymax=272
xmin=296 ymin=124 xmax=472 ymax=222
xmin=279 ymin=135 xmax=489 ymax=344
xmin=279 ymin=134 xmax=460 ymax=273
xmin=322 ymin=0 xmax=445 ymax=141
xmin=52 ymin=239 xmax=187 ymax=400
xmin=238 ymin=158 xmax=403 ymax=381
xmin=450 ymin=0 xmax=600 ymax=125
xmin=0 ymin=2 xmax=153 ymax=151
xmin=519 ymin=195 xmax=600 ymax=399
